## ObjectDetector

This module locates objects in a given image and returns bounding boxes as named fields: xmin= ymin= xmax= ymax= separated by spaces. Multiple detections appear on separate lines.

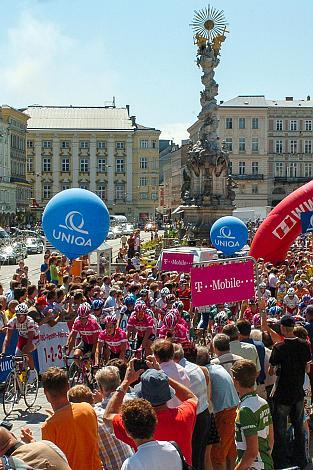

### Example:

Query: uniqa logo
xmin=215 ymin=225 xmax=239 ymax=247
xmin=52 ymin=211 xmax=92 ymax=246
xmin=307 ymin=214 xmax=313 ymax=232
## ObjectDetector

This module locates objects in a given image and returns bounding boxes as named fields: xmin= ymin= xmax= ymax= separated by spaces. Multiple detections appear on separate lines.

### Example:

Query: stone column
xmin=34 ymin=136 xmax=42 ymax=203
xmin=90 ymin=135 xmax=97 ymax=192
xmin=52 ymin=135 xmax=60 ymax=196
xmin=126 ymin=135 xmax=133 ymax=203
xmin=72 ymin=135 xmax=79 ymax=187
xmin=107 ymin=138 xmax=114 ymax=204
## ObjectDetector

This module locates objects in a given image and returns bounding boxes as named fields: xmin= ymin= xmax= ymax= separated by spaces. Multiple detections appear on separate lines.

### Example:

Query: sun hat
xmin=134 ymin=369 xmax=175 ymax=406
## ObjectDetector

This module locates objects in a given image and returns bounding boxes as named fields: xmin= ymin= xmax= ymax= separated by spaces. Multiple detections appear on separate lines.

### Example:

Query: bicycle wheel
xmin=2 ymin=372 xmax=18 ymax=416
xmin=24 ymin=369 xmax=39 ymax=409
xmin=69 ymin=363 xmax=83 ymax=386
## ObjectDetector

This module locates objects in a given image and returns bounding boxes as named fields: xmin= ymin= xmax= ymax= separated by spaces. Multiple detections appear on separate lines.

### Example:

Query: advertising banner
xmin=301 ymin=211 xmax=313 ymax=234
xmin=36 ymin=322 xmax=69 ymax=372
xmin=161 ymin=252 xmax=194 ymax=272
xmin=191 ymin=260 xmax=255 ymax=307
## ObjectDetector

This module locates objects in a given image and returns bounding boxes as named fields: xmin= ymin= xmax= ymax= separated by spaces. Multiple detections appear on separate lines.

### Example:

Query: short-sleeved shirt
xmin=7 ymin=316 xmax=39 ymax=338
xmin=236 ymin=392 xmax=273 ymax=470
xmin=113 ymin=399 xmax=197 ymax=465
xmin=127 ymin=313 xmax=155 ymax=337
xmin=72 ymin=315 xmax=101 ymax=344
xmin=158 ymin=324 xmax=189 ymax=344
xmin=230 ymin=341 xmax=261 ymax=373
xmin=98 ymin=328 xmax=129 ymax=354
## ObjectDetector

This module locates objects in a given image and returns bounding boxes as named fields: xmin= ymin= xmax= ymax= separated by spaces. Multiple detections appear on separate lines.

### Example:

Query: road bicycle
xmin=2 ymin=355 xmax=39 ymax=416
xmin=63 ymin=352 xmax=98 ymax=390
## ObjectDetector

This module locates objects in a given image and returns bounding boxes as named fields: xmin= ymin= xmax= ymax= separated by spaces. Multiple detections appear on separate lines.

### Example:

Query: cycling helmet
xmin=160 ymin=287 xmax=170 ymax=297
xmin=173 ymin=301 xmax=184 ymax=311
xmin=267 ymin=297 xmax=277 ymax=308
xmin=259 ymin=282 xmax=267 ymax=289
xmin=268 ymin=306 xmax=283 ymax=317
xmin=296 ymin=280 xmax=304 ymax=288
xmin=139 ymin=288 xmax=148 ymax=297
xmin=104 ymin=315 xmax=118 ymax=325
xmin=165 ymin=294 xmax=176 ymax=304
xmin=15 ymin=303 xmax=29 ymax=315
xmin=91 ymin=299 xmax=104 ymax=311
xmin=77 ymin=302 xmax=91 ymax=318
xmin=302 ymin=294 xmax=311 ymax=303
xmin=214 ymin=311 xmax=228 ymax=326
xmin=134 ymin=302 xmax=147 ymax=315
xmin=287 ymin=288 xmax=295 ymax=295
xmin=124 ymin=295 xmax=135 ymax=306
xmin=163 ymin=311 xmax=177 ymax=329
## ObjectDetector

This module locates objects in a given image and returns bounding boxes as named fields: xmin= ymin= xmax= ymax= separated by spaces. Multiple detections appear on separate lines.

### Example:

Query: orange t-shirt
xmin=41 ymin=402 xmax=102 ymax=470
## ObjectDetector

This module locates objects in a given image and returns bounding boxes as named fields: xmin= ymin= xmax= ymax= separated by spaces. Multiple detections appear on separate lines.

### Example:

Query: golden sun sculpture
xmin=190 ymin=5 xmax=228 ymax=43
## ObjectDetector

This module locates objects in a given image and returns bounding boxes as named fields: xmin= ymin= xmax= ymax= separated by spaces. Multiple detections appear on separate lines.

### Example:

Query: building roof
xmin=220 ymin=95 xmax=313 ymax=108
xmin=23 ymin=106 xmax=135 ymax=131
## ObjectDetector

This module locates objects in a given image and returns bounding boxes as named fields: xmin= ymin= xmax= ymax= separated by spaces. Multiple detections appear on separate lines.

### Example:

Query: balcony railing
xmin=274 ymin=176 xmax=312 ymax=183
xmin=232 ymin=174 xmax=264 ymax=180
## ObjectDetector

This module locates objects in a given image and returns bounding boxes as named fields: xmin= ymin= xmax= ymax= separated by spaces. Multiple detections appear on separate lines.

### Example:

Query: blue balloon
xmin=210 ymin=216 xmax=248 ymax=255
xmin=42 ymin=188 xmax=110 ymax=260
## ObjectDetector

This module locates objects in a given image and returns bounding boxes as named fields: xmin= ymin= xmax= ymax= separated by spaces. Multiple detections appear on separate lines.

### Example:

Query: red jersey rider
xmin=96 ymin=315 xmax=128 ymax=363
xmin=127 ymin=302 xmax=155 ymax=355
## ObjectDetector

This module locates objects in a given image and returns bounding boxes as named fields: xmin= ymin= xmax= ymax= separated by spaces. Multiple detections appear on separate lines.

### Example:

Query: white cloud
xmin=159 ymin=122 xmax=191 ymax=145
xmin=0 ymin=11 xmax=115 ymax=107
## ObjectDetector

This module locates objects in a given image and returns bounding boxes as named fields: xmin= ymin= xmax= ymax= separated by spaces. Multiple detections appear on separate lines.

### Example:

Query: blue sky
xmin=1 ymin=0 xmax=313 ymax=142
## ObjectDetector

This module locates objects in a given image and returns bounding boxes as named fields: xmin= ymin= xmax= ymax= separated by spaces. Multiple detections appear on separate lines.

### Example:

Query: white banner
xmin=37 ymin=322 xmax=69 ymax=373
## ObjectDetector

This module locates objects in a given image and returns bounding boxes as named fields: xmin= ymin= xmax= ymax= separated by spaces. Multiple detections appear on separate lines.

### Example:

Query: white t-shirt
xmin=121 ymin=441 xmax=182 ymax=470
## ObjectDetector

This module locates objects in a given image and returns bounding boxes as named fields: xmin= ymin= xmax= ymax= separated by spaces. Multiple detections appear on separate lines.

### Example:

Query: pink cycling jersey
xmin=98 ymin=328 xmax=128 ymax=354
xmin=159 ymin=323 xmax=189 ymax=344
xmin=127 ymin=313 xmax=155 ymax=337
xmin=72 ymin=315 xmax=101 ymax=344
xmin=7 ymin=316 xmax=39 ymax=339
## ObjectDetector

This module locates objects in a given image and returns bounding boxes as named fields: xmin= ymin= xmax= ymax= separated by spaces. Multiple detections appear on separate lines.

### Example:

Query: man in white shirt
xmin=121 ymin=398 xmax=182 ymax=470
xmin=211 ymin=333 xmax=242 ymax=376
xmin=152 ymin=339 xmax=190 ymax=408
xmin=223 ymin=324 xmax=261 ymax=374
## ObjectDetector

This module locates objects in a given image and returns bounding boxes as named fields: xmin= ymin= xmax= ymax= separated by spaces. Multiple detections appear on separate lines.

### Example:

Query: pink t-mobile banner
xmin=161 ymin=252 xmax=194 ymax=273
xmin=191 ymin=260 xmax=255 ymax=307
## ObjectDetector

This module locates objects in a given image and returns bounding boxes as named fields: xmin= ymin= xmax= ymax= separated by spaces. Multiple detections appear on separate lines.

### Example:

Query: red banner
xmin=191 ymin=260 xmax=255 ymax=307
xmin=161 ymin=252 xmax=194 ymax=273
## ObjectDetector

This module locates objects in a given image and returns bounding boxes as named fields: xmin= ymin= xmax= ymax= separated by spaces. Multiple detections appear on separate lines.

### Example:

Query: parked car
xmin=144 ymin=222 xmax=157 ymax=232
xmin=0 ymin=241 xmax=26 ymax=264
xmin=123 ymin=224 xmax=134 ymax=235
xmin=112 ymin=226 xmax=123 ymax=238
xmin=107 ymin=230 xmax=115 ymax=240
xmin=25 ymin=237 xmax=44 ymax=254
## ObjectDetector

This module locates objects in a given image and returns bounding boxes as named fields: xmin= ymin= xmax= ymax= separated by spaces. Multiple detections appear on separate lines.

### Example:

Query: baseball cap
xmin=134 ymin=369 xmax=175 ymax=406
xmin=36 ymin=297 xmax=48 ymax=307
xmin=280 ymin=315 xmax=296 ymax=327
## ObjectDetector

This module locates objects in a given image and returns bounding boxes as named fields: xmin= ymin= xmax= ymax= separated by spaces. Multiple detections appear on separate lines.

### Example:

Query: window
xmin=290 ymin=120 xmax=298 ymax=131
xmin=27 ymin=141 xmax=33 ymax=149
xmin=116 ymin=141 xmax=125 ymax=150
xmin=26 ymin=158 xmax=33 ymax=173
xmin=97 ymin=184 xmax=107 ymax=200
xmin=116 ymin=158 xmax=125 ymax=173
xmin=140 ymin=192 xmax=148 ymax=199
xmin=80 ymin=141 xmax=89 ymax=149
xmin=62 ymin=184 xmax=70 ymax=191
xmin=42 ymin=140 xmax=52 ymax=149
xmin=239 ymin=161 xmax=245 ymax=175
xmin=239 ymin=118 xmax=245 ymax=129
xmin=252 ymin=118 xmax=259 ymax=129
xmin=140 ymin=157 xmax=148 ymax=169
xmin=304 ymin=163 xmax=312 ymax=177
xmin=276 ymin=120 xmax=283 ymax=131
xmin=140 ymin=140 xmax=149 ymax=149
xmin=152 ymin=140 xmax=157 ymax=149
xmin=61 ymin=141 xmax=70 ymax=149
xmin=97 ymin=141 xmax=106 ymax=149
xmin=151 ymin=192 xmax=158 ymax=200
xmin=288 ymin=162 xmax=298 ymax=177
xmin=80 ymin=184 xmax=89 ymax=190
xmin=275 ymin=140 xmax=283 ymax=154
xmin=226 ymin=118 xmax=233 ymax=129
xmin=140 ymin=176 xmax=148 ymax=186
xmin=305 ymin=120 xmax=312 ymax=131
xmin=229 ymin=161 xmax=233 ymax=174
xmin=290 ymin=140 xmax=298 ymax=153
xmin=304 ymin=140 xmax=312 ymax=154
xmin=80 ymin=158 xmax=89 ymax=172
xmin=98 ymin=158 xmax=106 ymax=173
xmin=252 ymin=185 xmax=258 ymax=194
xmin=62 ymin=158 xmax=70 ymax=172
xmin=151 ymin=177 xmax=158 ymax=186
xmin=252 ymin=162 xmax=259 ymax=175
xmin=42 ymin=184 xmax=51 ymax=199
xmin=225 ymin=138 xmax=233 ymax=152
xmin=42 ymin=158 xmax=51 ymax=172
xmin=115 ymin=183 xmax=125 ymax=200
xmin=239 ymin=138 xmax=246 ymax=152
xmin=275 ymin=162 xmax=284 ymax=177
xmin=252 ymin=138 xmax=259 ymax=152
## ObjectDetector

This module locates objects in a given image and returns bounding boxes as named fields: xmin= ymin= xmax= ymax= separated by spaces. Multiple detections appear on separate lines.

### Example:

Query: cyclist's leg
xmin=73 ymin=341 xmax=85 ymax=366
xmin=20 ymin=342 xmax=36 ymax=370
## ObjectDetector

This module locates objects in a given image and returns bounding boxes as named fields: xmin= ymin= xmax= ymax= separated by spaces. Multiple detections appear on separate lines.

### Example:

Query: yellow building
xmin=24 ymin=105 xmax=160 ymax=222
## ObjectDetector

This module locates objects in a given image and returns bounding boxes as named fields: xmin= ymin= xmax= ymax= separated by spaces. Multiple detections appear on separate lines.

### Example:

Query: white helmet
xmin=287 ymin=288 xmax=295 ymax=296
xmin=15 ymin=303 xmax=29 ymax=315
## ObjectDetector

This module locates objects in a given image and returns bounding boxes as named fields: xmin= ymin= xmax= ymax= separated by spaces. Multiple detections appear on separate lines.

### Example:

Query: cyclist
xmin=95 ymin=315 xmax=128 ymax=364
xmin=127 ymin=302 xmax=155 ymax=355
xmin=283 ymin=287 xmax=300 ymax=315
xmin=91 ymin=299 xmax=106 ymax=329
xmin=299 ymin=294 xmax=312 ymax=314
xmin=158 ymin=310 xmax=190 ymax=345
xmin=65 ymin=303 xmax=101 ymax=362
xmin=1 ymin=303 xmax=39 ymax=381
xmin=118 ymin=295 xmax=135 ymax=331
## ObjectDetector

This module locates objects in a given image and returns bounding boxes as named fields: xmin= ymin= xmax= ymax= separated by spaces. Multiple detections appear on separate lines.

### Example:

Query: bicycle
xmin=63 ymin=352 xmax=98 ymax=390
xmin=1 ymin=355 xmax=39 ymax=416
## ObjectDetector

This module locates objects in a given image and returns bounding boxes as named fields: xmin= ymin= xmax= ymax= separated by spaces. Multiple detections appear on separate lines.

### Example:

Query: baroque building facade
xmin=24 ymin=105 xmax=160 ymax=222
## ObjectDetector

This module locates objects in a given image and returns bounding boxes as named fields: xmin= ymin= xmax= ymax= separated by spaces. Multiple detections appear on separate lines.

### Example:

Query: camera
xmin=0 ymin=421 xmax=13 ymax=431
xmin=134 ymin=358 xmax=149 ymax=372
